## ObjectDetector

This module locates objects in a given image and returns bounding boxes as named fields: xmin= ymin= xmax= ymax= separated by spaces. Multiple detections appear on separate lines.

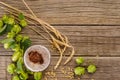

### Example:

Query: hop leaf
xmin=1 ymin=38 xmax=15 ymax=49
xmin=18 ymin=13 xmax=25 ymax=20
xmin=1 ymin=38 xmax=15 ymax=44
xmin=11 ymin=44 xmax=21 ymax=52
xmin=0 ymin=25 xmax=7 ymax=35
xmin=21 ymin=36 xmax=31 ymax=51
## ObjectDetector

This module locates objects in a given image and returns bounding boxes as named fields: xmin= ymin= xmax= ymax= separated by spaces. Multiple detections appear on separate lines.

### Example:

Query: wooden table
xmin=0 ymin=0 xmax=120 ymax=80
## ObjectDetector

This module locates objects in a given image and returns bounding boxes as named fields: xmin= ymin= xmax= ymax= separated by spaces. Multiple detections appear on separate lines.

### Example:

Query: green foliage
xmin=2 ymin=14 xmax=9 ymax=23
xmin=4 ymin=43 xmax=10 ymax=49
xmin=19 ymin=13 xmax=27 ymax=27
xmin=11 ymin=25 xmax=21 ymax=34
xmin=7 ymin=17 xmax=15 ymax=25
xmin=19 ymin=71 xmax=28 ymax=80
xmin=26 ymin=69 xmax=34 ymax=75
xmin=16 ymin=57 xmax=28 ymax=80
xmin=7 ymin=32 xmax=16 ymax=38
xmin=15 ymin=34 xmax=23 ymax=42
xmin=20 ymin=20 xmax=27 ymax=27
xmin=34 ymin=72 xmax=42 ymax=80
xmin=2 ymin=14 xmax=15 ymax=25
xmin=74 ymin=57 xmax=97 ymax=77
xmin=16 ymin=57 xmax=24 ymax=74
xmin=1 ymin=38 xmax=15 ymax=49
xmin=12 ymin=51 xmax=22 ymax=62
xmin=76 ymin=57 xmax=84 ymax=65
xmin=87 ymin=64 xmax=96 ymax=73
xmin=11 ymin=44 xmax=21 ymax=52
xmin=12 ymin=75 xmax=20 ymax=80
xmin=0 ymin=14 xmax=37 ymax=80
xmin=18 ymin=13 xmax=25 ymax=20
xmin=21 ymin=36 xmax=31 ymax=51
xmin=1 ymin=38 xmax=15 ymax=44
xmin=74 ymin=67 xmax=85 ymax=76
xmin=0 ymin=24 xmax=14 ymax=35
xmin=0 ymin=25 xmax=7 ymax=35
xmin=7 ymin=63 xmax=16 ymax=74
xmin=5 ymin=24 xmax=14 ymax=32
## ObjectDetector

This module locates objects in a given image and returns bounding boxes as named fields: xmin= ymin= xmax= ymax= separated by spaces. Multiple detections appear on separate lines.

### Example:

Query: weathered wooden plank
xmin=0 ymin=0 xmax=120 ymax=24
xmin=0 ymin=26 xmax=120 ymax=57
xmin=0 ymin=56 xmax=7 ymax=79
xmin=0 ymin=56 xmax=119 ymax=80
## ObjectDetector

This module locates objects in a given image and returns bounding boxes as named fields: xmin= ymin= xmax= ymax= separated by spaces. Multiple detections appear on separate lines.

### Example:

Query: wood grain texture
xmin=1 ymin=0 xmax=120 ymax=24
xmin=0 ymin=56 xmax=119 ymax=80
xmin=0 ymin=0 xmax=120 ymax=80
xmin=0 ymin=26 xmax=120 ymax=56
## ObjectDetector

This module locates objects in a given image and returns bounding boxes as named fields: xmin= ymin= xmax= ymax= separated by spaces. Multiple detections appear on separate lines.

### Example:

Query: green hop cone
xmin=12 ymin=75 xmax=20 ymax=80
xmin=11 ymin=44 xmax=21 ymax=52
xmin=0 ymin=20 xmax=3 ymax=29
xmin=2 ymin=38 xmax=15 ymax=49
xmin=87 ymin=64 xmax=97 ymax=73
xmin=3 ymin=42 xmax=13 ymax=49
xmin=20 ymin=72 xmax=28 ymax=80
xmin=15 ymin=34 xmax=23 ymax=42
xmin=22 ymin=36 xmax=29 ymax=41
xmin=7 ymin=32 xmax=16 ymax=38
xmin=15 ymin=57 xmax=24 ymax=74
xmin=34 ymin=72 xmax=42 ymax=80
xmin=7 ymin=63 xmax=16 ymax=74
xmin=76 ymin=57 xmax=84 ymax=65
xmin=12 ymin=25 xmax=21 ymax=34
xmin=4 ymin=43 xmax=10 ymax=49
xmin=20 ymin=20 xmax=27 ymax=27
xmin=12 ymin=51 xmax=22 ymax=62
xmin=74 ymin=67 xmax=85 ymax=76
xmin=2 ymin=14 xmax=9 ymax=23
xmin=8 ymin=17 xmax=15 ymax=25
xmin=26 ymin=69 xmax=34 ymax=75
